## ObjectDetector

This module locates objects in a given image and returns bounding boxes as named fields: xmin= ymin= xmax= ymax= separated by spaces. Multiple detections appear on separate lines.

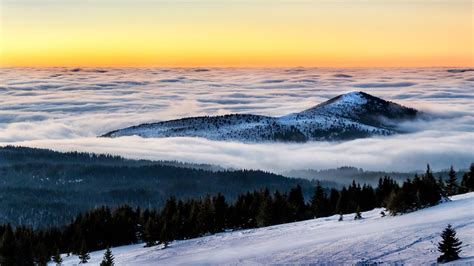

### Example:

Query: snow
xmin=332 ymin=91 xmax=368 ymax=107
xmin=57 ymin=192 xmax=474 ymax=265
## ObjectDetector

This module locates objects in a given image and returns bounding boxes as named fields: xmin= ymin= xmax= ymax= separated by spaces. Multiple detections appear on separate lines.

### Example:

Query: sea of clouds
xmin=0 ymin=67 xmax=473 ymax=172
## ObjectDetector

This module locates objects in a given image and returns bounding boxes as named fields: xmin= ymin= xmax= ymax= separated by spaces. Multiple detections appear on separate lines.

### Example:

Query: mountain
xmin=58 ymin=192 xmax=474 ymax=265
xmin=102 ymin=91 xmax=419 ymax=142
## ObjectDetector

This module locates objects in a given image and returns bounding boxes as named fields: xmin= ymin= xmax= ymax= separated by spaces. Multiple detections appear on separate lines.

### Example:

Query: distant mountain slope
xmin=0 ymin=146 xmax=313 ymax=227
xmin=284 ymin=166 xmax=468 ymax=186
xmin=58 ymin=193 xmax=474 ymax=265
xmin=102 ymin=91 xmax=418 ymax=142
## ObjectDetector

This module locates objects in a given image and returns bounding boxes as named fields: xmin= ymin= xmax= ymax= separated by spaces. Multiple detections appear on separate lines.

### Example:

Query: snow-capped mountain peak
xmin=322 ymin=91 xmax=368 ymax=107
xmin=102 ymin=92 xmax=419 ymax=142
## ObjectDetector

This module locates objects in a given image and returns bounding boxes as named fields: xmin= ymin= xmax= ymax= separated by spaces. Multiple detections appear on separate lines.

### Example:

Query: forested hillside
xmin=0 ymin=146 xmax=314 ymax=227
xmin=1 ymin=163 xmax=472 ymax=265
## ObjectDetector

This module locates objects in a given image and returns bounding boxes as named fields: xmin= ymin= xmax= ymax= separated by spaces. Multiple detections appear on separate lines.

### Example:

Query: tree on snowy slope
xmin=78 ymin=241 xmax=90 ymax=264
xmin=160 ymin=223 xmax=171 ymax=249
xmin=354 ymin=206 xmax=362 ymax=220
xmin=288 ymin=185 xmax=307 ymax=221
xmin=310 ymin=183 xmax=330 ymax=218
xmin=52 ymin=247 xmax=63 ymax=266
xmin=375 ymin=176 xmax=399 ymax=207
xmin=460 ymin=163 xmax=474 ymax=193
xmin=143 ymin=217 xmax=160 ymax=247
xmin=446 ymin=166 xmax=459 ymax=196
xmin=437 ymin=224 xmax=463 ymax=263
xmin=100 ymin=247 xmax=114 ymax=266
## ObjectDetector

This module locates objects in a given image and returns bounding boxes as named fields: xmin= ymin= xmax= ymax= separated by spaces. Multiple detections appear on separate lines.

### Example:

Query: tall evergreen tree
xmin=78 ymin=241 xmax=90 ymax=264
xmin=310 ymin=183 xmax=329 ymax=218
xmin=460 ymin=164 xmax=474 ymax=192
xmin=354 ymin=206 xmax=362 ymax=220
xmin=288 ymin=185 xmax=306 ymax=221
xmin=437 ymin=176 xmax=446 ymax=197
xmin=143 ymin=217 xmax=159 ymax=247
xmin=335 ymin=187 xmax=348 ymax=214
xmin=52 ymin=247 xmax=63 ymax=266
xmin=437 ymin=224 xmax=463 ymax=263
xmin=446 ymin=166 xmax=458 ymax=196
xmin=99 ymin=247 xmax=114 ymax=266
xmin=213 ymin=193 xmax=228 ymax=231
xmin=159 ymin=223 xmax=171 ymax=249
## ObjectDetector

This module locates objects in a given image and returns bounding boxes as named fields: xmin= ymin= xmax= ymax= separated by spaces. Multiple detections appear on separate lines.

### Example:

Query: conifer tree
xmin=160 ymin=223 xmax=171 ymax=249
xmin=446 ymin=166 xmax=458 ymax=196
xmin=460 ymin=164 xmax=474 ymax=192
xmin=310 ymin=183 xmax=329 ymax=218
xmin=288 ymin=185 xmax=306 ymax=221
xmin=354 ymin=206 xmax=362 ymax=220
xmin=100 ymin=247 xmax=114 ymax=266
xmin=52 ymin=247 xmax=63 ymax=266
xmin=437 ymin=176 xmax=446 ymax=197
xmin=143 ymin=218 xmax=159 ymax=247
xmin=78 ymin=241 xmax=90 ymax=264
xmin=437 ymin=224 xmax=463 ymax=263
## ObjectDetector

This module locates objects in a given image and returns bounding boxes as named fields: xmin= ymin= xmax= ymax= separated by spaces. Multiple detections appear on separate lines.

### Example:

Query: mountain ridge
xmin=102 ymin=91 xmax=419 ymax=142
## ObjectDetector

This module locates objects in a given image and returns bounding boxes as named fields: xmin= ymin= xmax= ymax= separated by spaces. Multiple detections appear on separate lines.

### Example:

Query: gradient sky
xmin=1 ymin=0 xmax=472 ymax=67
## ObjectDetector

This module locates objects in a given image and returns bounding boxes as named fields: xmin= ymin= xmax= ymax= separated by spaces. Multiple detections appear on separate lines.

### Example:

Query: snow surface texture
xmin=104 ymin=92 xmax=417 ymax=142
xmin=1 ymin=68 xmax=473 ymax=172
xmin=57 ymin=192 xmax=474 ymax=265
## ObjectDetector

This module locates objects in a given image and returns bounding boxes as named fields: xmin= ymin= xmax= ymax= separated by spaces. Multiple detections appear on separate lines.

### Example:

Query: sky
xmin=0 ymin=0 xmax=473 ymax=67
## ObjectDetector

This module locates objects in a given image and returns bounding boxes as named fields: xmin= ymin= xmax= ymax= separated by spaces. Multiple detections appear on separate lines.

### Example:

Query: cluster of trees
xmin=0 ymin=163 xmax=472 ymax=264
xmin=387 ymin=165 xmax=474 ymax=214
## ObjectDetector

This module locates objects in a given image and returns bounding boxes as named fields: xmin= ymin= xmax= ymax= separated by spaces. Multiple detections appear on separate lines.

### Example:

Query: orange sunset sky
xmin=0 ymin=0 xmax=472 ymax=67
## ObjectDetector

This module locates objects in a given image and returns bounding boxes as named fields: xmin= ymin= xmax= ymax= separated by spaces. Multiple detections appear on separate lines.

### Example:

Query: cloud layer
xmin=1 ymin=67 xmax=473 ymax=172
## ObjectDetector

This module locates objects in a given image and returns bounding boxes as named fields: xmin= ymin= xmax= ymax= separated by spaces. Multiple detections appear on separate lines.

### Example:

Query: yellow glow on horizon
xmin=1 ymin=0 xmax=472 ymax=67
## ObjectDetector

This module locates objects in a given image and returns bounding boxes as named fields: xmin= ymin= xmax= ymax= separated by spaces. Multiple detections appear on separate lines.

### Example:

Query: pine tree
xmin=160 ymin=223 xmax=170 ymax=249
xmin=99 ymin=247 xmax=114 ymax=266
xmin=78 ymin=241 xmax=90 ymax=264
xmin=52 ymin=247 xmax=63 ymax=265
xmin=437 ymin=224 xmax=463 ymax=263
xmin=288 ymin=185 xmax=306 ymax=221
xmin=310 ymin=183 xmax=329 ymax=218
xmin=143 ymin=218 xmax=159 ymax=247
xmin=354 ymin=206 xmax=362 ymax=220
xmin=460 ymin=164 xmax=474 ymax=192
xmin=437 ymin=176 xmax=446 ymax=197
xmin=446 ymin=166 xmax=458 ymax=196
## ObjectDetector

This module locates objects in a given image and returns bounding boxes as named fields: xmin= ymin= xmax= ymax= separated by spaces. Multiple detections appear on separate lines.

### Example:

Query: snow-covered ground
xmin=58 ymin=192 xmax=474 ymax=265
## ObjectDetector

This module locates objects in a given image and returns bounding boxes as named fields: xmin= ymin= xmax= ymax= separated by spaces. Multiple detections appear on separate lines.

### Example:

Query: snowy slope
xmin=58 ymin=192 xmax=474 ymax=265
xmin=102 ymin=92 xmax=419 ymax=142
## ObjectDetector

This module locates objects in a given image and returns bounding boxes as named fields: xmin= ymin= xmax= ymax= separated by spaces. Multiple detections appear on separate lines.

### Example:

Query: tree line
xmin=0 ymin=164 xmax=473 ymax=265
